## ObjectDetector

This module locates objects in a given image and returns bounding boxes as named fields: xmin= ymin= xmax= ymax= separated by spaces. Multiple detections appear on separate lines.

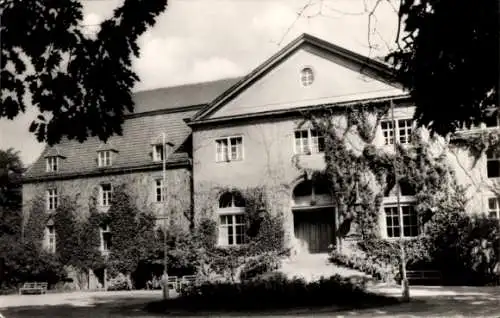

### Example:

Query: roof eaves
xmin=188 ymin=94 xmax=411 ymax=128
xmin=124 ymin=104 xmax=205 ymax=119
xmin=22 ymin=158 xmax=191 ymax=184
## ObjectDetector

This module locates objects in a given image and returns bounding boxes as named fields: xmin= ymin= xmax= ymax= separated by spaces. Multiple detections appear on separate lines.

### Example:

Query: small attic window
xmin=153 ymin=144 xmax=164 ymax=162
xmin=46 ymin=156 xmax=59 ymax=172
xmin=97 ymin=150 xmax=112 ymax=167
xmin=300 ymin=67 xmax=314 ymax=86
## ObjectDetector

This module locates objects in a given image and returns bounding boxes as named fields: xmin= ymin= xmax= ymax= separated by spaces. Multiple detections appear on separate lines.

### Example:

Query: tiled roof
xmin=132 ymin=77 xmax=242 ymax=114
xmin=25 ymin=108 xmax=200 ymax=181
xmin=25 ymin=78 xmax=243 ymax=181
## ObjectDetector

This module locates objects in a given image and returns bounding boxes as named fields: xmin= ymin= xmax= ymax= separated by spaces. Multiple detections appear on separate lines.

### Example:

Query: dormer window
xmin=97 ymin=150 xmax=112 ymax=167
xmin=153 ymin=144 xmax=164 ymax=162
xmin=46 ymin=156 xmax=58 ymax=172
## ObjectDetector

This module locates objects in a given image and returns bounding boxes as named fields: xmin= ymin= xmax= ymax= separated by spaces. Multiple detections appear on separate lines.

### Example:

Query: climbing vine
xmin=297 ymin=102 xmax=466 ymax=240
xmin=193 ymin=185 xmax=287 ymax=281
xmin=450 ymin=129 xmax=500 ymax=165
xmin=106 ymin=184 xmax=158 ymax=277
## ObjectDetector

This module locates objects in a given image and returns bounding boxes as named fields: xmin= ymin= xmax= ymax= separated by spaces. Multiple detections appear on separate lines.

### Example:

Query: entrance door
xmin=293 ymin=208 xmax=335 ymax=253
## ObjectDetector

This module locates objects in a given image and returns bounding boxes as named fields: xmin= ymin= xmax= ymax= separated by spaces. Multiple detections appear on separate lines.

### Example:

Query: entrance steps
xmin=279 ymin=253 xmax=372 ymax=283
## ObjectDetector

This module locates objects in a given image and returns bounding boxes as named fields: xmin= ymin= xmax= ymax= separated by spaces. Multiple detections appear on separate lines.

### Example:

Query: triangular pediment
xmin=192 ymin=34 xmax=407 ymax=123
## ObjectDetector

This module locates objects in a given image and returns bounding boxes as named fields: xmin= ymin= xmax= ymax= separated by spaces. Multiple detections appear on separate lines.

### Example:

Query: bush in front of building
xmin=146 ymin=273 xmax=398 ymax=313
xmin=425 ymin=209 xmax=500 ymax=286
xmin=193 ymin=211 xmax=288 ymax=282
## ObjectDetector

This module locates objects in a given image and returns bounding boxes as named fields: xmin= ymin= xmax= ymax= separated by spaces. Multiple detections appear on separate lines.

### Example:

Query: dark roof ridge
xmin=133 ymin=77 xmax=244 ymax=95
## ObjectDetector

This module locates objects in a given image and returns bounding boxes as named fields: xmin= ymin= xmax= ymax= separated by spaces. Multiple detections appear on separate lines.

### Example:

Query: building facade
xmin=23 ymin=34 xmax=499 ymax=256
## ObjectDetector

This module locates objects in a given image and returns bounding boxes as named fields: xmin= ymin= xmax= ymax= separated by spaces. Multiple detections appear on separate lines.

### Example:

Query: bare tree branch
xmin=277 ymin=0 xmax=315 ymax=46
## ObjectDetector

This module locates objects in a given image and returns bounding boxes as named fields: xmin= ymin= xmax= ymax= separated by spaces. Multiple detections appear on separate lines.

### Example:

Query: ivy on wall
xmin=190 ymin=186 xmax=288 ymax=281
xmin=450 ymin=129 xmax=500 ymax=165
xmin=23 ymin=195 xmax=47 ymax=249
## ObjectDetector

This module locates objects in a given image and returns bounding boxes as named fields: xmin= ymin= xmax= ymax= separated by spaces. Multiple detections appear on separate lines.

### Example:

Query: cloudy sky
xmin=0 ymin=0 xmax=399 ymax=165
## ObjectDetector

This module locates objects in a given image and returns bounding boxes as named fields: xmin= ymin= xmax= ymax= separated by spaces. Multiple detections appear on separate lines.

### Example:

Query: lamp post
xmin=157 ymin=133 xmax=174 ymax=300
xmin=390 ymin=100 xmax=410 ymax=302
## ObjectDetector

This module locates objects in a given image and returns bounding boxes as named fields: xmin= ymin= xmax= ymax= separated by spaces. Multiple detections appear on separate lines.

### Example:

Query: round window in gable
xmin=300 ymin=67 xmax=314 ymax=86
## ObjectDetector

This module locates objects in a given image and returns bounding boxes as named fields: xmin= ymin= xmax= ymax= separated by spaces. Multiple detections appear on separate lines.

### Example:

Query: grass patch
xmin=145 ymin=273 xmax=400 ymax=314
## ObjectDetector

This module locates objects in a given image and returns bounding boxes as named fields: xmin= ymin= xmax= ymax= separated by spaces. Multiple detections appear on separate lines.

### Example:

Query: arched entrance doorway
xmin=292 ymin=179 xmax=335 ymax=254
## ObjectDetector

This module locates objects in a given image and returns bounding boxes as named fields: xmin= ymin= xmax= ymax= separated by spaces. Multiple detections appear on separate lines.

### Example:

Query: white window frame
xmin=154 ymin=179 xmax=165 ymax=202
xmin=46 ymin=225 xmax=56 ymax=253
xmin=300 ymin=67 xmax=314 ymax=86
xmin=153 ymin=144 xmax=164 ymax=162
xmin=294 ymin=128 xmax=324 ymax=155
xmin=486 ymin=150 xmax=500 ymax=179
xmin=215 ymin=136 xmax=243 ymax=162
xmin=46 ymin=188 xmax=58 ymax=211
xmin=383 ymin=194 xmax=418 ymax=239
xmin=46 ymin=156 xmax=58 ymax=172
xmin=488 ymin=197 xmax=500 ymax=219
xmin=217 ymin=193 xmax=246 ymax=246
xmin=100 ymin=225 xmax=111 ymax=254
xmin=100 ymin=184 xmax=112 ymax=207
xmin=380 ymin=119 xmax=413 ymax=145
xmin=97 ymin=150 xmax=112 ymax=167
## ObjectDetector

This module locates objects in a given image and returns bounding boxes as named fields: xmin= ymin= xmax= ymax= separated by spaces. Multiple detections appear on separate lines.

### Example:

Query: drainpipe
xmin=390 ymin=100 xmax=410 ymax=302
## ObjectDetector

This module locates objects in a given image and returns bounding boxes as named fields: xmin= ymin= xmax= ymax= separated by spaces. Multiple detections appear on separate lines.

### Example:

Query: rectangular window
xmin=488 ymin=197 xmax=500 ymax=219
xmin=101 ymin=225 xmax=112 ymax=253
xmin=47 ymin=189 xmax=58 ymax=211
xmin=153 ymin=144 xmax=164 ymax=162
xmin=100 ymin=184 xmax=112 ymax=207
xmin=216 ymin=137 xmax=243 ymax=162
xmin=294 ymin=129 xmax=324 ymax=155
xmin=46 ymin=225 xmax=56 ymax=253
xmin=219 ymin=214 xmax=246 ymax=246
xmin=487 ymin=150 xmax=500 ymax=178
xmin=385 ymin=205 xmax=418 ymax=238
xmin=155 ymin=179 xmax=165 ymax=202
xmin=46 ymin=156 xmax=58 ymax=172
xmin=380 ymin=119 xmax=413 ymax=145
xmin=98 ymin=150 xmax=112 ymax=167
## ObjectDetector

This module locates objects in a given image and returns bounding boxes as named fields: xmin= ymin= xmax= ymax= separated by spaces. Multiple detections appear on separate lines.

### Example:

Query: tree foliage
xmin=1 ymin=0 xmax=168 ymax=145
xmin=389 ymin=0 xmax=499 ymax=136
xmin=107 ymin=185 xmax=157 ymax=275
xmin=0 ymin=148 xmax=24 ymax=237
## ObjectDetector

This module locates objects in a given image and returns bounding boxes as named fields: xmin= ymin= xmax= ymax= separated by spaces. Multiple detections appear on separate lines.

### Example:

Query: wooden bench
xmin=167 ymin=276 xmax=178 ymax=291
xmin=399 ymin=270 xmax=442 ymax=285
xmin=19 ymin=282 xmax=48 ymax=295
xmin=179 ymin=275 xmax=197 ymax=293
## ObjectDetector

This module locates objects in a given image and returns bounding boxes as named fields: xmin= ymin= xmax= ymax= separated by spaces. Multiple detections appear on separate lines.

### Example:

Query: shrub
xmin=194 ymin=213 xmax=288 ymax=282
xmin=426 ymin=210 xmax=500 ymax=285
xmin=0 ymin=239 xmax=65 ymax=289
xmin=328 ymin=250 xmax=394 ymax=283
xmin=107 ymin=273 xmax=131 ymax=291
xmin=239 ymin=252 xmax=281 ymax=281
xmin=150 ymin=274 xmax=397 ymax=312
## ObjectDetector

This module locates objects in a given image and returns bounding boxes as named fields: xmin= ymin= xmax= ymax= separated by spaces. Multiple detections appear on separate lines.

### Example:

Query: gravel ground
xmin=1 ymin=286 xmax=499 ymax=317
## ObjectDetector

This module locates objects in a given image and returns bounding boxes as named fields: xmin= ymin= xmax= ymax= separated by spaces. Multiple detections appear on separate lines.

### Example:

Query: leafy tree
xmin=1 ymin=0 xmax=168 ymax=145
xmin=389 ymin=0 xmax=498 ymax=136
xmin=107 ymin=186 xmax=157 ymax=276
xmin=0 ymin=148 xmax=24 ymax=237
xmin=53 ymin=197 xmax=82 ymax=266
